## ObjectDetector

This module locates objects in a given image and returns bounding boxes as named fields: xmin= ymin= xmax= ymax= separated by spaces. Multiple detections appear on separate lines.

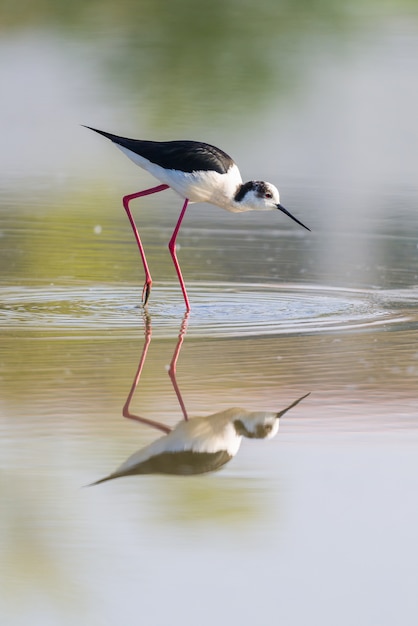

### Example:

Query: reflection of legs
xmin=168 ymin=198 xmax=190 ymax=311
xmin=122 ymin=184 xmax=169 ymax=306
xmin=122 ymin=314 xmax=172 ymax=434
xmin=168 ymin=313 xmax=190 ymax=421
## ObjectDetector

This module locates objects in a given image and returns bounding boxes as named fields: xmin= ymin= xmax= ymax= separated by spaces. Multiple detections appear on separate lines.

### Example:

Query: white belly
xmin=117 ymin=145 xmax=243 ymax=211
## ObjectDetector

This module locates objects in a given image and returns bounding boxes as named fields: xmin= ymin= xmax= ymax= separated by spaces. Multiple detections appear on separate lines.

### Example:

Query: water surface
xmin=1 ymin=3 xmax=418 ymax=625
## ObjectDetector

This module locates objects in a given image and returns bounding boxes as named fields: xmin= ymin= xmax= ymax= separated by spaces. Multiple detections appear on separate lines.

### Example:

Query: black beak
xmin=276 ymin=392 xmax=311 ymax=419
xmin=277 ymin=203 xmax=311 ymax=232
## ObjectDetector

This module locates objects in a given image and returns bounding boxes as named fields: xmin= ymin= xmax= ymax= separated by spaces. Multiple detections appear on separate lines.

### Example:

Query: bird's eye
xmin=265 ymin=191 xmax=273 ymax=199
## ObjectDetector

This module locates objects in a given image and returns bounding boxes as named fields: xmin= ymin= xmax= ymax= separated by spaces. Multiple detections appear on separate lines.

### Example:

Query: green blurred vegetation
xmin=2 ymin=0 xmax=417 ymax=126
xmin=3 ymin=0 xmax=416 ymax=32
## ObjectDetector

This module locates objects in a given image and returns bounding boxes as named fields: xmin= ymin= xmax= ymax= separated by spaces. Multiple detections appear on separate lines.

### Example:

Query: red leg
xmin=168 ymin=313 xmax=190 ymax=421
xmin=123 ymin=184 xmax=169 ymax=306
xmin=122 ymin=314 xmax=172 ymax=434
xmin=168 ymin=198 xmax=191 ymax=312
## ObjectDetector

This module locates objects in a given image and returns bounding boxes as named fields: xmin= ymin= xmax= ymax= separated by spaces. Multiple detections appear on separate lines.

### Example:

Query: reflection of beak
xmin=276 ymin=392 xmax=311 ymax=419
xmin=276 ymin=203 xmax=311 ymax=232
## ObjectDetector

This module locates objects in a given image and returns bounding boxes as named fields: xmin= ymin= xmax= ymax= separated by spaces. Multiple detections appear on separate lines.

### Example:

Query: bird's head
xmin=235 ymin=181 xmax=310 ymax=231
xmin=234 ymin=411 xmax=281 ymax=439
xmin=233 ymin=392 xmax=311 ymax=440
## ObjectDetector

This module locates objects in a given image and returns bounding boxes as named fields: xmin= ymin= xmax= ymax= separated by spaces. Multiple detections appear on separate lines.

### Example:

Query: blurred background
xmin=1 ymin=1 xmax=418 ymax=625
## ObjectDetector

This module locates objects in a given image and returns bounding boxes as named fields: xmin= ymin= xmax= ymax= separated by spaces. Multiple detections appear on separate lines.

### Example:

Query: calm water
xmin=1 ymin=2 xmax=418 ymax=625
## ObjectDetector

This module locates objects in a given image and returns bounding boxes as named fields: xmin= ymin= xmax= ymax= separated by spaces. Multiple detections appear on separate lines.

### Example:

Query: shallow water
xmin=2 ymin=3 xmax=418 ymax=625
xmin=2 ymin=282 xmax=417 ymax=336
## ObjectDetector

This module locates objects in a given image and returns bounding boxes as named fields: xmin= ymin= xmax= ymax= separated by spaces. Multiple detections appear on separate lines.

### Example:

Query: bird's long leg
xmin=168 ymin=198 xmax=190 ymax=311
xmin=122 ymin=184 xmax=169 ymax=306
xmin=122 ymin=314 xmax=172 ymax=434
xmin=168 ymin=313 xmax=190 ymax=421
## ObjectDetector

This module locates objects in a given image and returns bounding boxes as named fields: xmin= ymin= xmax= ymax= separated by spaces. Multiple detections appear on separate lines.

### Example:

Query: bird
xmin=84 ymin=126 xmax=310 ymax=311
xmin=89 ymin=392 xmax=310 ymax=484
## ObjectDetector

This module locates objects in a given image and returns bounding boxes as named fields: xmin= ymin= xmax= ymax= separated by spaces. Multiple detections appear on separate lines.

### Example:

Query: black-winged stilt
xmin=90 ymin=395 xmax=309 ymax=483
xmin=85 ymin=126 xmax=310 ymax=311
xmin=89 ymin=314 xmax=310 ymax=484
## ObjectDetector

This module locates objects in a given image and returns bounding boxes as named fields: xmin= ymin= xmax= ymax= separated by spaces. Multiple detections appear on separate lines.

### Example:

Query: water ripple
xmin=0 ymin=282 xmax=416 ymax=338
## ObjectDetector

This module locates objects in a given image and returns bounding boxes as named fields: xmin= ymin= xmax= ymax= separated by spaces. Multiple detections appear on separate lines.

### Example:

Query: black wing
xmin=84 ymin=126 xmax=234 ymax=175
xmin=90 ymin=450 xmax=233 ymax=484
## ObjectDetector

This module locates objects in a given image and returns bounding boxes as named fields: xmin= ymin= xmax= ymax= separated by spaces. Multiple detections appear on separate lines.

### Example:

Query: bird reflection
xmin=91 ymin=315 xmax=309 ymax=485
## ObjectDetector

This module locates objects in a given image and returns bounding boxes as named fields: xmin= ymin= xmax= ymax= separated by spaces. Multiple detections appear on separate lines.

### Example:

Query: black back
xmin=84 ymin=126 xmax=235 ymax=175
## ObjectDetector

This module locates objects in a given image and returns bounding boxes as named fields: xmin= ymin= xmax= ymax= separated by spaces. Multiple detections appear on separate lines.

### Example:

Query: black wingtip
xmin=84 ymin=474 xmax=114 ymax=487
xmin=82 ymin=125 xmax=117 ymax=142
